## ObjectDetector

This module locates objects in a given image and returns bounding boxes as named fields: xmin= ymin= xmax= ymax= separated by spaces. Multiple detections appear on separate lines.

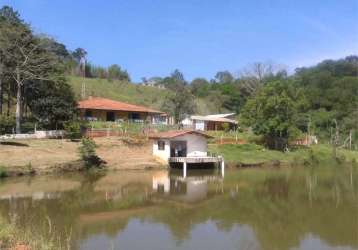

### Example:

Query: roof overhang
xmin=149 ymin=130 xmax=213 ymax=139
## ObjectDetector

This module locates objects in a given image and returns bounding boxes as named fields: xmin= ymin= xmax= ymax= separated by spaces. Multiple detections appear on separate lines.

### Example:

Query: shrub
xmin=64 ymin=121 xmax=85 ymax=140
xmin=0 ymin=115 xmax=15 ymax=135
xmin=0 ymin=166 xmax=8 ymax=178
xmin=78 ymin=138 xmax=104 ymax=169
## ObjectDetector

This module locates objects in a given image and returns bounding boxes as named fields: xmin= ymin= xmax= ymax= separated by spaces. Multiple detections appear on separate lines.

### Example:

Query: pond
xmin=0 ymin=166 xmax=357 ymax=250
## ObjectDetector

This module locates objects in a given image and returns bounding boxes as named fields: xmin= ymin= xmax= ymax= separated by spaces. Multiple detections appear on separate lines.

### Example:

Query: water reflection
xmin=153 ymin=169 xmax=223 ymax=202
xmin=0 ymin=166 xmax=357 ymax=250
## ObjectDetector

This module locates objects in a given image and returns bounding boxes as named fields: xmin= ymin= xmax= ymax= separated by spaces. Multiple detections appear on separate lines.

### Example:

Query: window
xmin=158 ymin=141 xmax=165 ymax=150
xmin=129 ymin=113 xmax=141 ymax=120
xmin=85 ymin=110 xmax=92 ymax=117
xmin=106 ymin=112 xmax=115 ymax=122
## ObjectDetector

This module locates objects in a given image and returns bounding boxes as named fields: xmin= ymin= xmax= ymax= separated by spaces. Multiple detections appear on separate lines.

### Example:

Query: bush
xmin=78 ymin=138 xmax=104 ymax=169
xmin=0 ymin=116 xmax=15 ymax=135
xmin=0 ymin=166 xmax=8 ymax=178
xmin=64 ymin=121 xmax=86 ymax=140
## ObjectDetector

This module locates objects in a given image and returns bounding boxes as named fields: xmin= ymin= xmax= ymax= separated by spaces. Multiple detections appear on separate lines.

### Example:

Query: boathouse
xmin=149 ymin=130 xmax=224 ymax=177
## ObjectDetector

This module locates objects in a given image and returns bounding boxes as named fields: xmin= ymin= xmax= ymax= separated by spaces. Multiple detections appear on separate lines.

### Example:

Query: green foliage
xmin=190 ymin=78 xmax=210 ymax=97
xmin=78 ymin=138 xmax=103 ymax=169
xmin=0 ymin=115 xmax=15 ymax=134
xmin=162 ymin=86 xmax=196 ymax=123
xmin=107 ymin=64 xmax=130 ymax=81
xmin=295 ymin=56 xmax=358 ymax=140
xmin=64 ymin=120 xmax=84 ymax=140
xmin=241 ymin=80 xmax=307 ymax=150
xmin=25 ymin=78 xmax=77 ymax=129
xmin=0 ymin=165 xmax=8 ymax=178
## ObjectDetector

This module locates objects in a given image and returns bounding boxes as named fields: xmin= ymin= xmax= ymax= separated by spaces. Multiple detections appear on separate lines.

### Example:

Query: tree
xmin=294 ymin=56 xmax=358 ymax=141
xmin=190 ymin=78 xmax=210 ymax=97
xmin=24 ymin=77 xmax=77 ymax=128
xmin=161 ymin=69 xmax=187 ymax=91
xmin=171 ymin=69 xmax=185 ymax=84
xmin=0 ymin=6 xmax=22 ymax=116
xmin=214 ymin=71 xmax=234 ymax=84
xmin=241 ymin=80 xmax=307 ymax=150
xmin=162 ymin=85 xmax=196 ymax=123
xmin=238 ymin=62 xmax=286 ymax=96
xmin=0 ymin=6 xmax=74 ymax=132
xmin=107 ymin=64 xmax=130 ymax=81
xmin=71 ymin=48 xmax=87 ymax=62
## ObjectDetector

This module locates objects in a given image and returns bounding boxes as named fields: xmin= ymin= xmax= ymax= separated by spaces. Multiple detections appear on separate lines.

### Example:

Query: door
xmin=106 ymin=112 xmax=115 ymax=121
xmin=170 ymin=141 xmax=187 ymax=157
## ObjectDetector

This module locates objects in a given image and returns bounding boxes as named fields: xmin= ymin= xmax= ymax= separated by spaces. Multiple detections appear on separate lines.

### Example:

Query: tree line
xmin=1 ymin=5 xmax=357 ymax=151
xmin=156 ymin=57 xmax=358 ymax=150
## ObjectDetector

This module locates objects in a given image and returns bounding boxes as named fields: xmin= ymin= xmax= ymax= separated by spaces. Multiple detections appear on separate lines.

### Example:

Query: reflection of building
xmin=152 ymin=172 xmax=170 ymax=193
xmin=152 ymin=170 xmax=223 ymax=202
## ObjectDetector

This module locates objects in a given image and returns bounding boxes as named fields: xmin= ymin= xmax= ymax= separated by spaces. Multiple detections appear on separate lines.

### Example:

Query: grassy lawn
xmin=209 ymin=143 xmax=358 ymax=166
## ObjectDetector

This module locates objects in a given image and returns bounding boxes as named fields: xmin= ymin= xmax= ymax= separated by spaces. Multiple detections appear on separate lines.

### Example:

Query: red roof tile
xmin=148 ymin=130 xmax=213 ymax=139
xmin=78 ymin=97 xmax=164 ymax=114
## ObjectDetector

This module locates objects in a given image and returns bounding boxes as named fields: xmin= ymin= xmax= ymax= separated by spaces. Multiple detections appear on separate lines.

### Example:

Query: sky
xmin=1 ymin=0 xmax=357 ymax=82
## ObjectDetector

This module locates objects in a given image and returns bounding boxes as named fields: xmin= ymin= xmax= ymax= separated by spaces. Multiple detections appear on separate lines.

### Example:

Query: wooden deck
xmin=168 ymin=156 xmax=225 ymax=178
xmin=168 ymin=156 xmax=223 ymax=164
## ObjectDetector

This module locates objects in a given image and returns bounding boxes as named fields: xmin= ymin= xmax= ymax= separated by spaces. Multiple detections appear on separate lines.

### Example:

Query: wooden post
xmin=183 ymin=161 xmax=187 ymax=178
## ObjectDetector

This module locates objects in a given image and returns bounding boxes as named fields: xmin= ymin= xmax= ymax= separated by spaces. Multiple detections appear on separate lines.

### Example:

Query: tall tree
xmin=162 ymin=84 xmax=196 ymax=123
xmin=238 ymin=62 xmax=286 ymax=96
xmin=0 ymin=9 xmax=64 ymax=133
xmin=190 ymin=78 xmax=210 ymax=97
xmin=214 ymin=71 xmax=234 ymax=84
xmin=241 ymin=80 xmax=308 ymax=150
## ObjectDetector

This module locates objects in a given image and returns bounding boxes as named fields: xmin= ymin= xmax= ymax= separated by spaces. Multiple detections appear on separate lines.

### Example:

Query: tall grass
xmin=0 ymin=216 xmax=71 ymax=250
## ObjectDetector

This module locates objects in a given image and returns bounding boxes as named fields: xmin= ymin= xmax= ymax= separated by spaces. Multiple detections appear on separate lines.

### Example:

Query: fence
xmin=0 ymin=130 xmax=65 ymax=140
xmin=84 ymin=121 xmax=180 ymax=138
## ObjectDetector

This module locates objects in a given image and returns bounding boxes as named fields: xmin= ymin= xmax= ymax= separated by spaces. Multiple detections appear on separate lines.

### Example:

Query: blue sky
xmin=1 ymin=0 xmax=357 ymax=82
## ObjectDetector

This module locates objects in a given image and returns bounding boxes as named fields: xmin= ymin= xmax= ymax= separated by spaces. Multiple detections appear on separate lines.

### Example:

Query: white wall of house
xmin=177 ymin=134 xmax=207 ymax=157
xmin=193 ymin=120 xmax=205 ymax=131
xmin=153 ymin=139 xmax=171 ymax=162
xmin=152 ymin=134 xmax=208 ymax=163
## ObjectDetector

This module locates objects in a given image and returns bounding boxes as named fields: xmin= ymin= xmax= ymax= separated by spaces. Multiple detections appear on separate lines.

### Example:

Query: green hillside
xmin=68 ymin=76 xmax=221 ymax=114
xmin=68 ymin=76 xmax=170 ymax=110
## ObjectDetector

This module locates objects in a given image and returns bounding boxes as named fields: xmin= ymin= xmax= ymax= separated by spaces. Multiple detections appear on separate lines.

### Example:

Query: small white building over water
xmin=149 ymin=130 xmax=224 ymax=177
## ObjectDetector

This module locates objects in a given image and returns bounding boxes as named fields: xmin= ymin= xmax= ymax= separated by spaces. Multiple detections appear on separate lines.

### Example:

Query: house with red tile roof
xmin=78 ymin=97 xmax=169 ymax=124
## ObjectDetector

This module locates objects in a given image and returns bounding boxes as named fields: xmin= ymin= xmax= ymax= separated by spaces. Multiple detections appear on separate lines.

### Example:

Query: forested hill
xmin=68 ymin=76 xmax=224 ymax=115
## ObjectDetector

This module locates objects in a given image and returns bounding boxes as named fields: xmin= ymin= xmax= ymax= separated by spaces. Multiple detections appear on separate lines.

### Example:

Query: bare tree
xmin=238 ymin=61 xmax=287 ymax=95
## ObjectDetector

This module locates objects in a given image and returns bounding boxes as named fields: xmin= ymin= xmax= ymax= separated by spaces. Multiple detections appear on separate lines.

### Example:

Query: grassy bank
xmin=209 ymin=143 xmax=358 ymax=166
xmin=0 ymin=216 xmax=68 ymax=250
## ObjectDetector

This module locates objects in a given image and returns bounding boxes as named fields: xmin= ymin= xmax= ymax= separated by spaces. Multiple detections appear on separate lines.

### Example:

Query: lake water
xmin=0 ymin=166 xmax=357 ymax=250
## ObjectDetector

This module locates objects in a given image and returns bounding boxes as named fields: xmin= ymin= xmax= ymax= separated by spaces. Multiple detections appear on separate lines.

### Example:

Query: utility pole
xmin=80 ymin=56 xmax=86 ymax=99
